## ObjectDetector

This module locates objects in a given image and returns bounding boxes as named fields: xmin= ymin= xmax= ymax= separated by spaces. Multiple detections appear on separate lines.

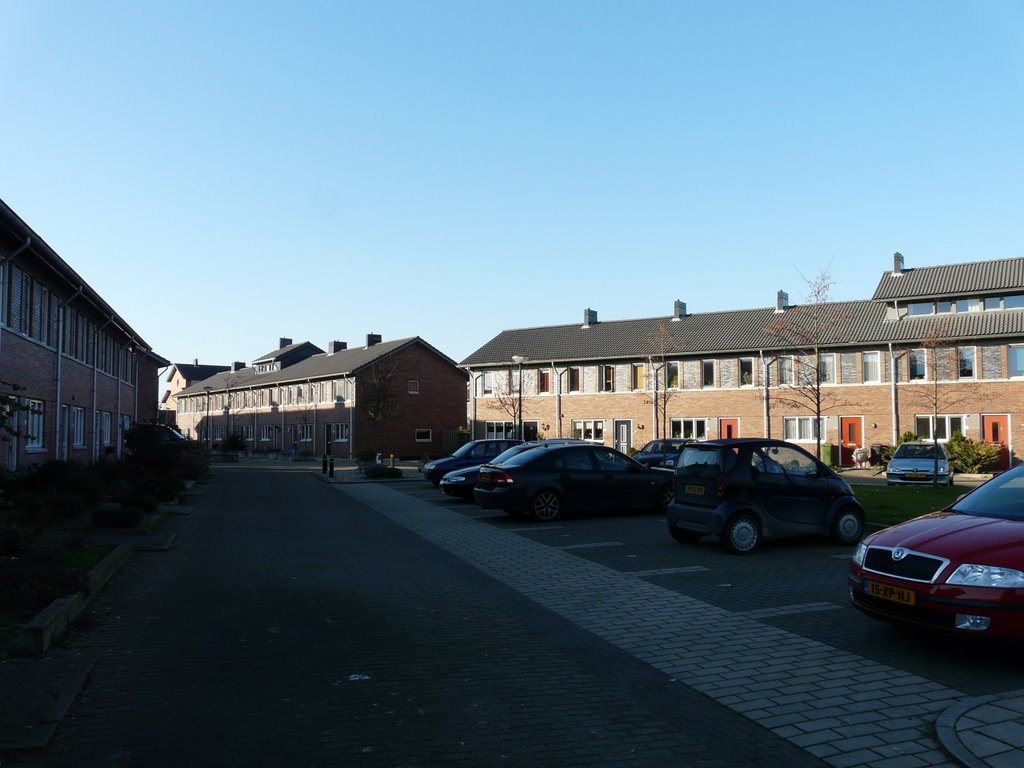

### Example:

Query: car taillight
xmin=490 ymin=471 xmax=514 ymax=486
xmin=717 ymin=475 xmax=727 ymax=498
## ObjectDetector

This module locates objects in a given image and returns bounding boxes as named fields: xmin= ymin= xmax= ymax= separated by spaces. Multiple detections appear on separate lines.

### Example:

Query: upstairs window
xmin=908 ymin=350 xmax=927 ymax=381
xmin=600 ymin=365 xmax=615 ymax=392
xmin=631 ymin=363 xmax=646 ymax=390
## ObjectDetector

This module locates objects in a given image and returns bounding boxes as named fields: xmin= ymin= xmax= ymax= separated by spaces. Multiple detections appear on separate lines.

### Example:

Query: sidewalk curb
xmin=936 ymin=695 xmax=995 ymax=768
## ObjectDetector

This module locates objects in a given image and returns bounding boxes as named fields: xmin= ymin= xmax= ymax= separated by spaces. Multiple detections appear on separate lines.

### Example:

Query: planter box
xmin=4 ymin=543 xmax=132 ymax=656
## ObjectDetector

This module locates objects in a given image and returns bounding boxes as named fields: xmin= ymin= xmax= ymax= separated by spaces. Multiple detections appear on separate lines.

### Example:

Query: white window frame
xmin=71 ymin=406 xmax=86 ymax=448
xmin=600 ymin=365 xmax=615 ymax=392
xmin=665 ymin=362 xmax=680 ymax=389
xmin=1010 ymin=346 xmax=1024 ymax=378
xmin=571 ymin=419 xmax=605 ymax=443
xmin=408 ymin=379 xmax=420 ymax=394
xmin=908 ymin=349 xmax=927 ymax=381
xmin=298 ymin=423 xmax=313 ymax=442
xmin=485 ymin=421 xmax=515 ymax=439
xmin=415 ymin=428 xmax=432 ymax=443
xmin=701 ymin=360 xmax=715 ymax=388
xmin=26 ymin=399 xmax=45 ymax=450
xmin=957 ymin=346 xmax=975 ymax=380
xmin=739 ymin=358 xmax=754 ymax=387
xmin=914 ymin=414 xmax=965 ymax=441
xmin=329 ymin=422 xmax=350 ymax=442
xmin=670 ymin=418 xmax=708 ymax=440
xmin=862 ymin=351 xmax=881 ymax=383
xmin=818 ymin=353 xmax=836 ymax=384
xmin=782 ymin=416 xmax=827 ymax=442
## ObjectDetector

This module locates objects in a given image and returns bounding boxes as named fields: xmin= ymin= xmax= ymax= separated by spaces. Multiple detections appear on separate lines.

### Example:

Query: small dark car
xmin=667 ymin=438 xmax=864 ymax=554
xmin=633 ymin=439 xmax=691 ymax=467
xmin=474 ymin=443 xmax=673 ymax=521
xmin=421 ymin=439 xmax=522 ymax=486
xmin=439 ymin=439 xmax=584 ymax=500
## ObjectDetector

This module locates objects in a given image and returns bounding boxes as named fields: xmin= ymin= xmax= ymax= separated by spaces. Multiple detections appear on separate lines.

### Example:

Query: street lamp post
xmin=203 ymin=386 xmax=213 ymax=449
xmin=511 ymin=355 xmax=529 ymax=440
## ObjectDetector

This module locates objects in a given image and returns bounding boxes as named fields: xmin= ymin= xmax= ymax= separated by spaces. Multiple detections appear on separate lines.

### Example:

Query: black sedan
xmin=633 ymin=439 xmax=691 ymax=467
xmin=439 ymin=439 xmax=584 ymax=500
xmin=474 ymin=444 xmax=673 ymax=521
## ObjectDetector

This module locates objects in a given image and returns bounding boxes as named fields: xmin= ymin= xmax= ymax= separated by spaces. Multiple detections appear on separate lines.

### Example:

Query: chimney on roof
xmin=193 ymin=358 xmax=198 ymax=365
xmin=366 ymin=333 xmax=382 ymax=347
xmin=328 ymin=340 xmax=348 ymax=354
xmin=776 ymin=290 xmax=789 ymax=313
xmin=672 ymin=299 xmax=687 ymax=321
xmin=279 ymin=337 xmax=292 ymax=349
xmin=893 ymin=251 xmax=904 ymax=275
xmin=582 ymin=308 xmax=598 ymax=328
xmin=231 ymin=361 xmax=245 ymax=372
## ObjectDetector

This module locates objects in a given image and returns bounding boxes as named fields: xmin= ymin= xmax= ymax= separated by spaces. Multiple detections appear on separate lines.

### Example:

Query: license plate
xmin=866 ymin=581 xmax=916 ymax=606
xmin=906 ymin=473 xmax=928 ymax=479
xmin=685 ymin=484 xmax=705 ymax=496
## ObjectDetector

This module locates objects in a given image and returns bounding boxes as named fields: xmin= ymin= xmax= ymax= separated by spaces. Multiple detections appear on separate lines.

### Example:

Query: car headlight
xmin=852 ymin=542 xmax=868 ymax=566
xmin=445 ymin=475 xmax=466 ymax=483
xmin=946 ymin=564 xmax=1024 ymax=588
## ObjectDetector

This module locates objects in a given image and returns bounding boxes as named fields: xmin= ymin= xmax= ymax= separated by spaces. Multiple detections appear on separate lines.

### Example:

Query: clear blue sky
xmin=3 ymin=1 xmax=1023 ymax=368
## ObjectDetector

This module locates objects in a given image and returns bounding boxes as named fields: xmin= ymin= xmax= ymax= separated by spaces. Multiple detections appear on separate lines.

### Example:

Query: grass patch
xmin=856 ymin=483 xmax=969 ymax=527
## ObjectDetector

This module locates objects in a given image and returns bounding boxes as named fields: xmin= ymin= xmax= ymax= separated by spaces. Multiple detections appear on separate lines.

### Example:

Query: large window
xmin=862 ymin=351 xmax=880 ymax=383
xmin=260 ymin=425 xmax=275 ymax=442
xmin=778 ymin=356 xmax=794 ymax=385
xmin=782 ymin=416 xmax=827 ymax=442
xmin=701 ymin=360 xmax=715 ymax=388
xmin=1010 ymin=346 xmax=1024 ymax=378
xmin=957 ymin=347 xmax=975 ymax=379
xmin=329 ymin=422 xmax=350 ymax=442
xmin=600 ymin=365 xmax=615 ymax=392
xmin=739 ymin=358 xmax=754 ymax=386
xmin=479 ymin=373 xmax=494 ymax=396
xmin=26 ymin=400 xmax=44 ymax=449
xmin=71 ymin=406 xmax=85 ymax=448
xmin=908 ymin=350 xmax=927 ymax=381
xmin=571 ymin=419 xmax=605 ymax=442
xmin=568 ymin=367 xmax=582 ymax=392
xmin=486 ymin=421 xmax=515 ymax=439
xmin=915 ymin=415 xmax=964 ymax=441
xmin=665 ymin=362 xmax=680 ymax=389
xmin=818 ymin=353 xmax=836 ymax=384
xmin=631 ymin=364 xmax=646 ymax=390
xmin=670 ymin=418 xmax=707 ymax=440
xmin=100 ymin=411 xmax=112 ymax=447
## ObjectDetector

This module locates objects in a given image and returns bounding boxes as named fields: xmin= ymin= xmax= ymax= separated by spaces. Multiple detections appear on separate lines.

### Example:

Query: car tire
xmin=829 ymin=506 xmax=864 ymax=545
xmin=531 ymin=490 xmax=562 ymax=522
xmin=722 ymin=513 xmax=760 ymax=555
xmin=669 ymin=525 xmax=703 ymax=544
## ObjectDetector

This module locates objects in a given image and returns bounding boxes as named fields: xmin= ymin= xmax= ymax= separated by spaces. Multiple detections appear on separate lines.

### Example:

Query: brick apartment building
xmin=174 ymin=335 xmax=468 ymax=460
xmin=461 ymin=253 xmax=1024 ymax=470
xmin=160 ymin=360 xmax=230 ymax=426
xmin=0 ymin=198 xmax=167 ymax=470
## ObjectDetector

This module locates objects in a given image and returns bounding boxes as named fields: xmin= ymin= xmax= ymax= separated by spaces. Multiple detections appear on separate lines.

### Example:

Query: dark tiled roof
xmin=460 ymin=300 xmax=1024 ymax=367
xmin=179 ymin=337 xmax=460 ymax=395
xmin=252 ymin=340 xmax=323 ymax=365
xmin=872 ymin=256 xmax=1024 ymax=301
xmin=169 ymin=364 xmax=229 ymax=383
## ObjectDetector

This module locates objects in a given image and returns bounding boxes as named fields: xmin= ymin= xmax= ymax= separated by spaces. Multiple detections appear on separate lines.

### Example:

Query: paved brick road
xmin=8 ymin=465 xmax=827 ymax=767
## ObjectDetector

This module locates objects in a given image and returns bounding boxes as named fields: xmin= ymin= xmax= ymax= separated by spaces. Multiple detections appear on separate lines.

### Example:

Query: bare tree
xmin=358 ymin=354 xmax=405 ymax=454
xmin=493 ymin=365 xmax=534 ymax=436
xmin=644 ymin=323 xmax=686 ymax=439
xmin=901 ymin=320 xmax=969 ymax=485
xmin=762 ymin=270 xmax=854 ymax=460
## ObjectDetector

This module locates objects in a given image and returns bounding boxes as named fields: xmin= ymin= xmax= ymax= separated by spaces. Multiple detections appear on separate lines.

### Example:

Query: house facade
xmin=174 ymin=335 xmax=468 ymax=460
xmin=160 ymin=360 xmax=231 ymax=427
xmin=0 ymin=198 xmax=166 ymax=469
xmin=461 ymin=253 xmax=1024 ymax=469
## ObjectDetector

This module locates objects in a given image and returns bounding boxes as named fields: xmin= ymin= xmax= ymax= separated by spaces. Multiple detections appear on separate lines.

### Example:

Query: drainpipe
xmin=466 ymin=368 xmax=476 ymax=439
xmin=345 ymin=375 xmax=353 ymax=460
xmin=888 ymin=342 xmax=899 ymax=445
xmin=553 ymin=364 xmax=565 ymax=438
xmin=759 ymin=350 xmax=770 ymax=438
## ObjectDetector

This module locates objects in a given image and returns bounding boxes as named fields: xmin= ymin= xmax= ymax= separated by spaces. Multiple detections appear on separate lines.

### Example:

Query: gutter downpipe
xmin=553 ymin=363 xmax=564 ymax=438
xmin=759 ymin=350 xmax=770 ymax=438
xmin=888 ymin=342 xmax=899 ymax=446
xmin=55 ymin=285 xmax=84 ymax=460
xmin=466 ymin=368 xmax=476 ymax=439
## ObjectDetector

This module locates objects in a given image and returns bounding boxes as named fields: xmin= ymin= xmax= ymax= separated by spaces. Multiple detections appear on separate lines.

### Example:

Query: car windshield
xmin=676 ymin=446 xmax=733 ymax=477
xmin=893 ymin=443 xmax=945 ymax=460
xmin=491 ymin=444 xmax=533 ymax=464
xmin=950 ymin=465 xmax=1024 ymax=520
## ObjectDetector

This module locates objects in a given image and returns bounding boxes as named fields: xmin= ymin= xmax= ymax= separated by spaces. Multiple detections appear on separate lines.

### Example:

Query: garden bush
xmin=946 ymin=431 xmax=1002 ymax=474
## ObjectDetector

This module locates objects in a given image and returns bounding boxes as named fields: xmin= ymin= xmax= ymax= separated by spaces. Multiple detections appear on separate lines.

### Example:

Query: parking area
xmin=397 ymin=480 xmax=1024 ymax=712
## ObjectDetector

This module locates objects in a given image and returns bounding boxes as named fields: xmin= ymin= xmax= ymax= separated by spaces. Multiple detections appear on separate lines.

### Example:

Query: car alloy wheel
xmin=532 ymin=491 xmax=562 ymax=522
xmin=830 ymin=506 xmax=864 ymax=544
xmin=723 ymin=513 xmax=760 ymax=555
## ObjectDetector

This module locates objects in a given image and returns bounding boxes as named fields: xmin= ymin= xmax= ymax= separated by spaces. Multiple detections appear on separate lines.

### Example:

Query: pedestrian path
xmin=337 ymin=482 xmax=1020 ymax=768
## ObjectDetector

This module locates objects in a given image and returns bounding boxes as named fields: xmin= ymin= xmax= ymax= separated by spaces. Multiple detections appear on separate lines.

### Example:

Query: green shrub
xmin=946 ymin=431 xmax=1002 ymax=474
xmin=362 ymin=463 xmax=403 ymax=479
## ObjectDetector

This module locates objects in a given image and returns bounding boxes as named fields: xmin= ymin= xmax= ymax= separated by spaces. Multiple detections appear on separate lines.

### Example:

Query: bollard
xmin=322 ymin=454 xmax=328 ymax=474
xmin=389 ymin=453 xmax=395 ymax=468
xmin=328 ymin=456 xmax=335 ymax=478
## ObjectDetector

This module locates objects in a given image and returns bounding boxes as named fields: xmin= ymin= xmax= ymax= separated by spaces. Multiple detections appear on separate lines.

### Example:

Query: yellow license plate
xmin=866 ymin=581 xmax=916 ymax=606
xmin=685 ymin=484 xmax=704 ymax=495
xmin=906 ymin=473 xmax=927 ymax=479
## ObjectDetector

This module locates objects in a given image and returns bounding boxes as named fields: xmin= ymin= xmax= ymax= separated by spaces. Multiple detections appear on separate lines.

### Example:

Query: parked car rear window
xmin=677 ymin=446 xmax=735 ymax=477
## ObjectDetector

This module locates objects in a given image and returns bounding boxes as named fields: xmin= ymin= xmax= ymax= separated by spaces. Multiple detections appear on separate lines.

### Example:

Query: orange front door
xmin=719 ymin=418 xmax=739 ymax=440
xmin=839 ymin=417 xmax=863 ymax=467
xmin=981 ymin=415 xmax=1011 ymax=470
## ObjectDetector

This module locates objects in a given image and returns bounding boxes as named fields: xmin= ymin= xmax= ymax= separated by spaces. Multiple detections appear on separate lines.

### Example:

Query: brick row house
xmin=0 ymin=198 xmax=166 ymax=469
xmin=173 ymin=335 xmax=468 ymax=460
xmin=461 ymin=253 xmax=1024 ymax=470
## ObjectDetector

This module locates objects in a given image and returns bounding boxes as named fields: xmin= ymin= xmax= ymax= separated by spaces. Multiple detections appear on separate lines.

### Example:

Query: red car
xmin=849 ymin=464 xmax=1024 ymax=637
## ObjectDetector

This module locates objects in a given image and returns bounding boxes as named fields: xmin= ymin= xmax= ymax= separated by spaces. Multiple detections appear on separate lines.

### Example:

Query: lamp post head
xmin=511 ymin=355 xmax=529 ymax=365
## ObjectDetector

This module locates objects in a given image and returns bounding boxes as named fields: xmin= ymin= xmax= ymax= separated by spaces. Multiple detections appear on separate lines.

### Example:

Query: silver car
xmin=886 ymin=441 xmax=953 ymax=485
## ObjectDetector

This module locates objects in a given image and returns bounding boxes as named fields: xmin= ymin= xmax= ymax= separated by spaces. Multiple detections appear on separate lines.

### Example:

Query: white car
xmin=886 ymin=441 xmax=953 ymax=486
